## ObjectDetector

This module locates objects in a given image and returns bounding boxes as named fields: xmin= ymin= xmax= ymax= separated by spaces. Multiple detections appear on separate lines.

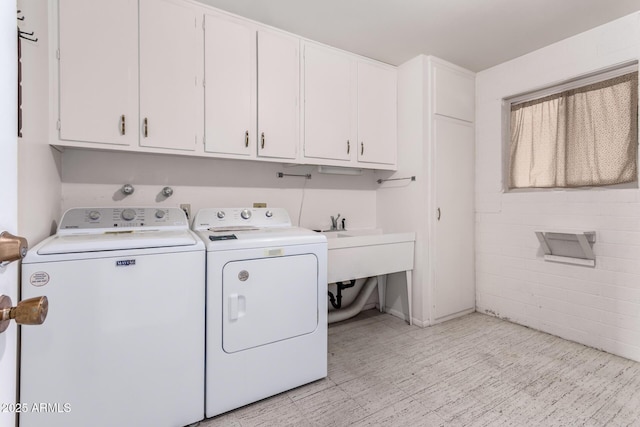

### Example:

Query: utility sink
xmin=320 ymin=229 xmax=415 ymax=283
xmin=320 ymin=229 xmax=416 ymax=325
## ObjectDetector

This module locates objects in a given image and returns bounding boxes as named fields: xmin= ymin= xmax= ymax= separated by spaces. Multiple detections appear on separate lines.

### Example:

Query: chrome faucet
xmin=330 ymin=214 xmax=341 ymax=231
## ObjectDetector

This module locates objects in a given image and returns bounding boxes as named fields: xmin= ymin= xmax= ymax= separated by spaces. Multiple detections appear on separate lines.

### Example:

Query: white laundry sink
xmin=321 ymin=229 xmax=415 ymax=283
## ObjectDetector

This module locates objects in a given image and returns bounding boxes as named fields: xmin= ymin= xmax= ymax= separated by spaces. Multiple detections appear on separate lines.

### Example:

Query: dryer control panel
xmin=193 ymin=208 xmax=291 ymax=231
xmin=58 ymin=207 xmax=189 ymax=234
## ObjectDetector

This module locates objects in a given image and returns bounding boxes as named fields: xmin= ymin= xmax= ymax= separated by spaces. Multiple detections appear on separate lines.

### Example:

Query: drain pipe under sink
xmin=328 ymin=276 xmax=378 ymax=324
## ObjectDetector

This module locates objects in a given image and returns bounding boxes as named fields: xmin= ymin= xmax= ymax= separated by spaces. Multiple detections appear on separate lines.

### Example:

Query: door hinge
xmin=56 ymin=49 xmax=60 ymax=60
xmin=202 ymin=78 xmax=206 ymax=88
xmin=56 ymin=119 xmax=61 ymax=130
xmin=202 ymin=136 xmax=206 ymax=145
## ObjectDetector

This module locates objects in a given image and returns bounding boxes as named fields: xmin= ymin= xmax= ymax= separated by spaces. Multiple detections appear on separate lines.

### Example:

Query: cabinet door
xmin=204 ymin=14 xmax=256 ymax=157
xmin=139 ymin=0 xmax=200 ymax=151
xmin=433 ymin=116 xmax=475 ymax=321
xmin=58 ymin=0 xmax=138 ymax=146
xmin=303 ymin=43 xmax=354 ymax=162
xmin=257 ymin=30 xmax=299 ymax=160
xmin=357 ymin=61 xmax=397 ymax=165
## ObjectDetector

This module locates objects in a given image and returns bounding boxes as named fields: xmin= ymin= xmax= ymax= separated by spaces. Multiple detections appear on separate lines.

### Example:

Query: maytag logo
xmin=116 ymin=259 xmax=136 ymax=267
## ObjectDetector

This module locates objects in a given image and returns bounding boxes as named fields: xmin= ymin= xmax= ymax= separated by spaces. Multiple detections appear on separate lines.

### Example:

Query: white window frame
xmin=501 ymin=61 xmax=639 ymax=192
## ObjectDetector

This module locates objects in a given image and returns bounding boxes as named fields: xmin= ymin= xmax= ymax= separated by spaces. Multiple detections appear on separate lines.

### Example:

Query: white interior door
xmin=0 ymin=1 xmax=19 ymax=425
xmin=433 ymin=116 xmax=475 ymax=320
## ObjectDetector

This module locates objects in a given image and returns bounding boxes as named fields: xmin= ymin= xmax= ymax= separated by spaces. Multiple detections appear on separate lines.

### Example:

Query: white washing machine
xmin=20 ymin=207 xmax=205 ymax=427
xmin=192 ymin=208 xmax=327 ymax=417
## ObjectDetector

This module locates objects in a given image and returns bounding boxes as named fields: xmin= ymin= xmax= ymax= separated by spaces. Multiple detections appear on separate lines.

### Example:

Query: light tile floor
xmin=200 ymin=310 xmax=640 ymax=426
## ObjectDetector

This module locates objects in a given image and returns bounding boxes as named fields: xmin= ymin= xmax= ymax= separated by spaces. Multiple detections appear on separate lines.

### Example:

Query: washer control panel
xmin=58 ymin=207 xmax=189 ymax=233
xmin=193 ymin=208 xmax=291 ymax=230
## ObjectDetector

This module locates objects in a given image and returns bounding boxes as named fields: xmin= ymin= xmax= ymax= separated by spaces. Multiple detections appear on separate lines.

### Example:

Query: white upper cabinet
xmin=303 ymin=43 xmax=355 ymax=163
xmin=53 ymin=0 xmax=396 ymax=168
xmin=357 ymin=61 xmax=397 ymax=166
xmin=56 ymin=0 xmax=201 ymax=152
xmin=257 ymin=30 xmax=300 ymax=160
xmin=139 ymin=0 xmax=201 ymax=151
xmin=58 ymin=0 xmax=138 ymax=146
xmin=432 ymin=62 xmax=475 ymax=123
xmin=203 ymin=13 xmax=256 ymax=157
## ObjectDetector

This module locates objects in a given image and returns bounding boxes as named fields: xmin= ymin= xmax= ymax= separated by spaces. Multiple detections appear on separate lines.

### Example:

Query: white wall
xmin=476 ymin=12 xmax=640 ymax=361
xmin=377 ymin=55 xmax=428 ymax=325
xmin=17 ymin=0 xmax=61 ymax=245
xmin=59 ymin=149 xmax=377 ymax=231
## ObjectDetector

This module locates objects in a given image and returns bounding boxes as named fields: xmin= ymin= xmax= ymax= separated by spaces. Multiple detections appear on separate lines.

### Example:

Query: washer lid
xmin=38 ymin=230 xmax=199 ymax=254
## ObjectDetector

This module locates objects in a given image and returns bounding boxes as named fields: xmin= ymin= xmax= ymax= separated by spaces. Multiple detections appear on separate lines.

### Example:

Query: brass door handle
xmin=0 ymin=295 xmax=48 ymax=333
xmin=0 ymin=231 xmax=28 ymax=267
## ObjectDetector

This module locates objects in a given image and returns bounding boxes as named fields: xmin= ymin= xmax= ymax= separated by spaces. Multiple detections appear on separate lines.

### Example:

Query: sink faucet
xmin=330 ymin=214 xmax=341 ymax=231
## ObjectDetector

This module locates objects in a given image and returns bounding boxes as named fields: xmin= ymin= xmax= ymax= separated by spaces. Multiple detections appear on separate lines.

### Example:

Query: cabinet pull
xmin=120 ymin=115 xmax=126 ymax=135
xmin=347 ymin=140 xmax=350 ymax=154
xmin=437 ymin=208 xmax=441 ymax=221
xmin=245 ymin=130 xmax=249 ymax=147
xmin=261 ymin=132 xmax=265 ymax=149
xmin=361 ymin=142 xmax=364 ymax=156
xmin=143 ymin=117 xmax=148 ymax=138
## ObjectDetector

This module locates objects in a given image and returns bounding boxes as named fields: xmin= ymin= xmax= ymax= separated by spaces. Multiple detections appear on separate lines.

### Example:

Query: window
xmin=507 ymin=67 xmax=638 ymax=189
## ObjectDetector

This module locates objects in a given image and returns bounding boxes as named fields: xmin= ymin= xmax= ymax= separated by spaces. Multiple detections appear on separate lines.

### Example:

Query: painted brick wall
xmin=476 ymin=12 xmax=640 ymax=361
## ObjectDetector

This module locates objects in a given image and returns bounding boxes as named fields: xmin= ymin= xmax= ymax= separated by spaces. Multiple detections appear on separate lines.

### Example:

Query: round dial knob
xmin=240 ymin=209 xmax=252 ymax=220
xmin=155 ymin=209 xmax=165 ymax=219
xmin=88 ymin=210 xmax=101 ymax=221
xmin=216 ymin=211 xmax=225 ymax=219
xmin=121 ymin=209 xmax=136 ymax=221
xmin=265 ymin=210 xmax=273 ymax=218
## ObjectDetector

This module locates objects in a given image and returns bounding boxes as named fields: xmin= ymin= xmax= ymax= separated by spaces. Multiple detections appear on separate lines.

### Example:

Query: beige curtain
xmin=510 ymin=72 xmax=638 ymax=189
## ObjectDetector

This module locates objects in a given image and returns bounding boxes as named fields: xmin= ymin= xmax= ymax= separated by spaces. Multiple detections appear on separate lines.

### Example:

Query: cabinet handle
xmin=120 ymin=115 xmax=126 ymax=135
xmin=347 ymin=140 xmax=350 ymax=154
xmin=437 ymin=208 xmax=441 ymax=221
xmin=245 ymin=130 xmax=249 ymax=147
xmin=143 ymin=117 xmax=148 ymax=138
xmin=361 ymin=142 xmax=364 ymax=156
xmin=261 ymin=132 xmax=265 ymax=149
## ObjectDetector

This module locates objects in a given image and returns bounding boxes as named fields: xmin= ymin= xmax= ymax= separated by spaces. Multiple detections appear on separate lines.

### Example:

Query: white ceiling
xmin=197 ymin=0 xmax=640 ymax=71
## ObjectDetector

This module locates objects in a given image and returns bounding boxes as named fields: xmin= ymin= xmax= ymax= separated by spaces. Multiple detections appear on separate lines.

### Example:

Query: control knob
xmin=121 ymin=209 xmax=136 ymax=221
xmin=240 ymin=209 xmax=251 ymax=220
xmin=88 ymin=210 xmax=101 ymax=221
xmin=265 ymin=210 xmax=273 ymax=218
xmin=155 ymin=210 xmax=165 ymax=219
xmin=216 ymin=211 xmax=225 ymax=219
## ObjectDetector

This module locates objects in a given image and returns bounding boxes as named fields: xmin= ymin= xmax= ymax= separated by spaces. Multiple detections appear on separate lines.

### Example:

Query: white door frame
xmin=0 ymin=0 xmax=19 ymax=426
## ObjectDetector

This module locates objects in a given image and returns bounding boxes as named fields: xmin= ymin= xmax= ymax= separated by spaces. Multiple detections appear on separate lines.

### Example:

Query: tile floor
xmin=200 ymin=310 xmax=640 ymax=426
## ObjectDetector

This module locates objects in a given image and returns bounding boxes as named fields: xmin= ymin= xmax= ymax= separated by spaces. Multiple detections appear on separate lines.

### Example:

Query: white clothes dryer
xmin=20 ymin=207 xmax=205 ymax=427
xmin=192 ymin=208 xmax=327 ymax=417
